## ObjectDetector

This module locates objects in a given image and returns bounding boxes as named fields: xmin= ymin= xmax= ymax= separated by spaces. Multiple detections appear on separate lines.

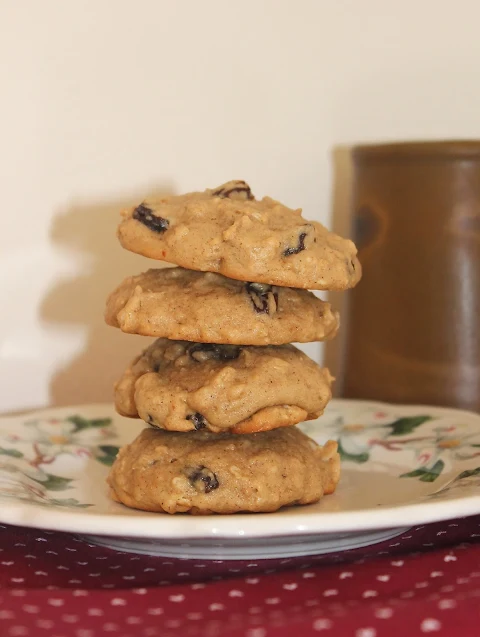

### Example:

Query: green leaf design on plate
xmin=47 ymin=498 xmax=91 ymax=508
xmin=67 ymin=415 xmax=112 ymax=433
xmin=388 ymin=416 xmax=432 ymax=436
xmin=456 ymin=466 xmax=480 ymax=480
xmin=31 ymin=473 xmax=73 ymax=491
xmin=95 ymin=445 xmax=120 ymax=466
xmin=0 ymin=447 xmax=23 ymax=458
xmin=337 ymin=440 xmax=369 ymax=463
xmin=401 ymin=459 xmax=445 ymax=482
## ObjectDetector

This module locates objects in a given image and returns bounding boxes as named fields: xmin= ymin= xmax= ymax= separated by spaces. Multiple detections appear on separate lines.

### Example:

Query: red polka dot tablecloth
xmin=0 ymin=515 xmax=479 ymax=637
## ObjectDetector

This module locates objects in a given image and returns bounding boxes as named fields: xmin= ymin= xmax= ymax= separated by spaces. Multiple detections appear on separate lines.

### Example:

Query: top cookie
xmin=117 ymin=180 xmax=361 ymax=290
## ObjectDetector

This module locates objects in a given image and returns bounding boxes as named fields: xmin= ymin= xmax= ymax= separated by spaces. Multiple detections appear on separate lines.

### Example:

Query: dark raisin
xmin=133 ymin=203 xmax=169 ymax=233
xmin=283 ymin=231 xmax=307 ymax=257
xmin=212 ymin=180 xmax=253 ymax=200
xmin=188 ymin=343 xmax=241 ymax=362
xmin=245 ymin=282 xmax=278 ymax=315
xmin=350 ymin=259 xmax=356 ymax=270
xmin=186 ymin=412 xmax=207 ymax=430
xmin=187 ymin=465 xmax=219 ymax=493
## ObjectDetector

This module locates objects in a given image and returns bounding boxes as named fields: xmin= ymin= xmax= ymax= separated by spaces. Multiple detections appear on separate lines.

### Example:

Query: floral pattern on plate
xmin=0 ymin=414 xmax=119 ymax=508
xmin=300 ymin=402 xmax=480 ymax=486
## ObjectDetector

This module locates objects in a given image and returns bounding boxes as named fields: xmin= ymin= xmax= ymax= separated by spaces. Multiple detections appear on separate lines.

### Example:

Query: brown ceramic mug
xmin=342 ymin=141 xmax=480 ymax=411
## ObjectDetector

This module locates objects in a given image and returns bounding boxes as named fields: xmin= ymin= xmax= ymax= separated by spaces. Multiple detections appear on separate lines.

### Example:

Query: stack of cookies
xmin=105 ymin=181 xmax=361 ymax=515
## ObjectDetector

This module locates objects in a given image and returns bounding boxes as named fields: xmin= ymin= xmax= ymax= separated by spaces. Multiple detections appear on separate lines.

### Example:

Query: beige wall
xmin=2 ymin=0 xmax=480 ymax=412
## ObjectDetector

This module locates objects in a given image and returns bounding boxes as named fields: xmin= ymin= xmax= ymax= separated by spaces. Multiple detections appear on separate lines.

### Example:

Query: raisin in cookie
xmin=105 ymin=267 xmax=339 ymax=345
xmin=117 ymin=180 xmax=361 ymax=291
xmin=115 ymin=339 xmax=333 ymax=434
xmin=107 ymin=426 xmax=340 ymax=514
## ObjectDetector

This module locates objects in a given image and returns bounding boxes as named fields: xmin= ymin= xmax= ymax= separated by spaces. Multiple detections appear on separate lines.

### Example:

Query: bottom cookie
xmin=107 ymin=426 xmax=340 ymax=515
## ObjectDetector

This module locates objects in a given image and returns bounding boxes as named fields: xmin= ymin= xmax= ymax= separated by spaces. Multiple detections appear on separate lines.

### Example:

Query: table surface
xmin=0 ymin=515 xmax=479 ymax=637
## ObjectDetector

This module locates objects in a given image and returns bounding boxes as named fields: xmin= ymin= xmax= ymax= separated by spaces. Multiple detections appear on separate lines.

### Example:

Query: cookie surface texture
xmin=117 ymin=180 xmax=361 ymax=290
xmin=107 ymin=426 xmax=340 ymax=514
xmin=105 ymin=267 xmax=339 ymax=345
xmin=114 ymin=339 xmax=332 ymax=434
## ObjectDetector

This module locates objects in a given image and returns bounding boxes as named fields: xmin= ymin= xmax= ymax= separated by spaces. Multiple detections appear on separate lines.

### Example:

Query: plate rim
xmin=0 ymin=399 xmax=479 ymax=539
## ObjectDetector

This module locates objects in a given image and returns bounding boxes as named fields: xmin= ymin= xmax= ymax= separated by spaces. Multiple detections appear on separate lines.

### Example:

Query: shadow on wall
xmin=40 ymin=184 xmax=174 ymax=406
xmin=324 ymin=145 xmax=355 ymax=396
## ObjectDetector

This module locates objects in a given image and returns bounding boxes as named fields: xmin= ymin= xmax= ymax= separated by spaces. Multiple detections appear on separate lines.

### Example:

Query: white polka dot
xmin=305 ymin=600 xmax=319 ymax=607
xmin=22 ymin=605 xmax=39 ymax=614
xmin=111 ymin=598 xmax=127 ymax=606
xmin=65 ymin=547 xmax=77 ymax=552
xmin=9 ymin=591 xmax=26 ymax=597
xmin=187 ymin=612 xmax=202 ymax=620
xmin=103 ymin=624 xmax=118 ymax=632
xmin=1 ymin=561 xmax=14 ymax=566
xmin=191 ymin=583 xmax=206 ymax=589
xmin=391 ymin=560 xmax=404 ymax=567
xmin=376 ymin=575 xmax=390 ymax=582
xmin=147 ymin=608 xmax=164 ymax=616
xmin=456 ymin=577 xmax=469 ymax=584
xmin=178 ymin=572 xmax=190 ymax=576
xmin=34 ymin=571 xmax=48 ymax=576
xmin=246 ymin=578 xmax=259 ymax=584
xmin=72 ymin=590 xmax=88 ymax=596
xmin=246 ymin=629 xmax=267 ymax=637
xmin=126 ymin=617 xmax=142 ymax=624
xmin=430 ymin=571 xmax=443 ymax=578
xmin=10 ymin=578 xmax=24 ymax=584
xmin=166 ymin=619 xmax=182 ymax=628
xmin=62 ymin=615 xmax=79 ymax=623
xmin=339 ymin=572 xmax=353 ymax=579
xmin=122 ymin=575 xmax=135 ymax=580
xmin=143 ymin=567 xmax=155 ymax=572
xmin=248 ymin=607 xmax=262 ymax=614
xmin=421 ymin=618 xmax=442 ymax=632
xmin=303 ymin=572 xmax=316 ymax=579
xmin=444 ymin=555 xmax=457 ymax=562
xmin=35 ymin=619 xmax=54 ymax=629
xmin=87 ymin=608 xmax=104 ymax=616
xmin=88 ymin=573 xmax=101 ymax=577
xmin=282 ymin=583 xmax=298 ymax=591
xmin=415 ymin=582 xmax=429 ymax=589
xmin=75 ymin=630 xmax=93 ymax=637
xmin=356 ymin=629 xmax=376 ymax=637
xmin=36 ymin=537 xmax=47 ymax=542
xmin=440 ymin=585 xmax=454 ymax=593
xmin=313 ymin=618 xmax=333 ymax=631
xmin=0 ymin=612 xmax=14 ymax=620
xmin=228 ymin=590 xmax=244 ymax=597
xmin=362 ymin=590 xmax=378 ymax=598
xmin=323 ymin=589 xmax=338 ymax=597
xmin=8 ymin=627 xmax=28 ymax=636
xmin=400 ymin=591 xmax=415 ymax=599
xmin=209 ymin=603 xmax=224 ymax=611
xmin=374 ymin=608 xmax=393 ymax=619
xmin=47 ymin=599 xmax=64 ymax=607
xmin=169 ymin=594 xmax=185 ymax=603
xmin=265 ymin=598 xmax=280 ymax=605
xmin=438 ymin=599 xmax=456 ymax=610
xmin=133 ymin=588 xmax=147 ymax=594
xmin=68 ymin=580 xmax=81 ymax=585
xmin=57 ymin=566 xmax=69 ymax=571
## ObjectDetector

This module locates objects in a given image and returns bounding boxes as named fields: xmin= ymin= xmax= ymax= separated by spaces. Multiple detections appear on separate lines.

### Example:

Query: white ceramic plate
xmin=0 ymin=400 xmax=479 ymax=559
